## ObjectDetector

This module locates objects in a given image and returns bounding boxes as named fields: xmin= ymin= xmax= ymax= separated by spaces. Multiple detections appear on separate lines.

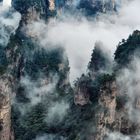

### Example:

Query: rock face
xmin=0 ymin=76 xmax=12 ymax=140
xmin=12 ymin=0 xmax=50 ymax=20
xmin=74 ymin=86 xmax=90 ymax=106
xmin=94 ymin=81 xmax=117 ymax=140
xmin=1 ymin=1 xmax=140 ymax=140
xmin=49 ymin=0 xmax=55 ymax=10
xmin=74 ymin=78 xmax=140 ymax=140
xmin=74 ymin=74 xmax=91 ymax=106
xmin=12 ymin=0 xmax=118 ymax=20
xmin=78 ymin=0 xmax=117 ymax=16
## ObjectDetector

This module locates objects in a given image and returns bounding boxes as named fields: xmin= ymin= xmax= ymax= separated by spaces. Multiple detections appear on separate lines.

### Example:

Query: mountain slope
xmin=0 ymin=0 xmax=140 ymax=140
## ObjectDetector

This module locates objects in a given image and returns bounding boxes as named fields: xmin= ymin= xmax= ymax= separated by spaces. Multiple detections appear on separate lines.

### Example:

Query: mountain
xmin=11 ymin=0 xmax=118 ymax=18
xmin=78 ymin=0 xmax=117 ymax=16
xmin=115 ymin=30 xmax=140 ymax=68
xmin=0 ymin=0 xmax=140 ymax=140
xmin=73 ymin=30 xmax=140 ymax=139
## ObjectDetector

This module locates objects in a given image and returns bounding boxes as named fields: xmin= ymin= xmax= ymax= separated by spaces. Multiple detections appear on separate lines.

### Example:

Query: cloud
xmin=106 ymin=132 xmax=140 ymax=140
xmin=0 ymin=1 xmax=21 ymax=47
xmin=11 ymin=74 xmax=60 ymax=117
xmin=117 ymin=57 xmax=140 ymax=123
xmin=19 ymin=74 xmax=59 ymax=106
xmin=46 ymin=100 xmax=69 ymax=124
xmin=35 ymin=134 xmax=66 ymax=140
xmin=14 ymin=74 xmax=70 ymax=123
xmin=3 ymin=0 xmax=11 ymax=7
xmin=25 ymin=0 xmax=140 ymax=83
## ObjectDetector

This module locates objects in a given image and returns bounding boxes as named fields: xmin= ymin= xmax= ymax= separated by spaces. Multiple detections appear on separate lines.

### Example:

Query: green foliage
xmin=22 ymin=104 xmax=47 ymax=138
xmin=0 ymin=66 xmax=7 ymax=75
xmin=13 ymin=0 xmax=49 ymax=14
xmin=97 ymin=73 xmax=115 ymax=85
xmin=78 ymin=0 xmax=103 ymax=16
xmin=115 ymin=30 xmax=140 ymax=67
xmin=9 ymin=30 xmax=71 ymax=139
xmin=16 ymin=86 xmax=30 ymax=103
xmin=11 ymin=105 xmax=26 ymax=140
xmin=61 ymin=103 xmax=96 ymax=140
xmin=74 ymin=73 xmax=115 ymax=103
xmin=0 ymin=120 xmax=3 ymax=131
xmin=0 ymin=48 xmax=8 ymax=75
xmin=116 ymin=95 xmax=129 ymax=111
xmin=78 ymin=0 xmax=116 ymax=16
xmin=89 ymin=73 xmax=115 ymax=101
xmin=24 ymin=47 xmax=67 ymax=79
xmin=6 ymin=33 xmax=38 ymax=78
xmin=88 ymin=42 xmax=111 ymax=72
xmin=12 ymin=103 xmax=47 ymax=140
xmin=12 ymin=0 xmax=56 ymax=18
xmin=7 ymin=32 xmax=69 ymax=81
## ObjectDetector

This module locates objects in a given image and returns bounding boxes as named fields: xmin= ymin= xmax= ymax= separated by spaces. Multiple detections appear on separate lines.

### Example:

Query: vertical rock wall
xmin=0 ymin=76 xmax=12 ymax=140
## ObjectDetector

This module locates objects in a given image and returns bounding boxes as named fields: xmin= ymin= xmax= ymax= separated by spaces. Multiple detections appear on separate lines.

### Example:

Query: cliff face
xmin=1 ymin=1 xmax=140 ymax=140
xmin=74 ymin=78 xmax=140 ymax=140
xmin=49 ymin=0 xmax=55 ymax=11
xmin=73 ymin=75 xmax=117 ymax=139
xmin=78 ymin=0 xmax=117 ymax=16
xmin=73 ymin=31 xmax=140 ymax=140
xmin=74 ymin=86 xmax=90 ymax=106
xmin=0 ymin=76 xmax=12 ymax=140
xmin=95 ymin=80 xmax=122 ymax=140
xmin=12 ymin=0 xmax=55 ymax=21
xmin=12 ymin=0 xmax=118 ymax=20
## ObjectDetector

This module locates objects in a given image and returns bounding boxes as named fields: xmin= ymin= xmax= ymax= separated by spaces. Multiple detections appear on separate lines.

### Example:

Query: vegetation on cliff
xmin=1 ymin=0 xmax=140 ymax=139
xmin=115 ymin=30 xmax=140 ymax=68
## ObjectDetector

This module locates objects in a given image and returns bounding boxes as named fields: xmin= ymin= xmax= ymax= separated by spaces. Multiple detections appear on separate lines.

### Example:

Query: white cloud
xmin=3 ymin=0 xmax=11 ymax=7
xmin=107 ymin=132 xmax=140 ymax=140
xmin=46 ymin=100 xmax=69 ymax=124
xmin=16 ymin=75 xmax=69 ymax=124
xmin=0 ymin=2 xmax=21 ymax=47
xmin=35 ymin=134 xmax=66 ymax=140
xmin=26 ymin=0 xmax=140 ymax=83
xmin=117 ymin=57 xmax=140 ymax=123
xmin=20 ymin=74 xmax=59 ymax=106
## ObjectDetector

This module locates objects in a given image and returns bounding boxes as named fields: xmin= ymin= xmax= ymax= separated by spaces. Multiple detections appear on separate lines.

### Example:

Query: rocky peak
xmin=74 ymin=74 xmax=91 ymax=106
xmin=49 ymin=0 xmax=55 ymax=11
xmin=115 ymin=30 xmax=140 ymax=68
xmin=12 ymin=0 xmax=52 ymax=21
xmin=88 ymin=42 xmax=112 ymax=77
xmin=1 ymin=0 xmax=140 ymax=140
xmin=74 ymin=86 xmax=90 ymax=106
xmin=78 ymin=0 xmax=117 ymax=16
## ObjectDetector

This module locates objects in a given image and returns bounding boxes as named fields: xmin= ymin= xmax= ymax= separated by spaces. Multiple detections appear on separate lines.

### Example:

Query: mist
xmin=3 ymin=0 xmax=11 ymax=7
xmin=3 ymin=0 xmax=140 ymax=140
xmin=19 ymin=75 xmax=58 ymax=105
xmin=26 ymin=0 xmax=140 ymax=83
xmin=13 ymin=74 xmax=70 ymax=126
xmin=106 ymin=132 xmax=140 ymax=140
xmin=35 ymin=134 xmax=66 ymax=140
xmin=46 ymin=100 xmax=69 ymax=124
xmin=0 ymin=0 xmax=21 ymax=47
xmin=13 ymin=74 xmax=59 ymax=114
xmin=117 ymin=56 xmax=140 ymax=123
